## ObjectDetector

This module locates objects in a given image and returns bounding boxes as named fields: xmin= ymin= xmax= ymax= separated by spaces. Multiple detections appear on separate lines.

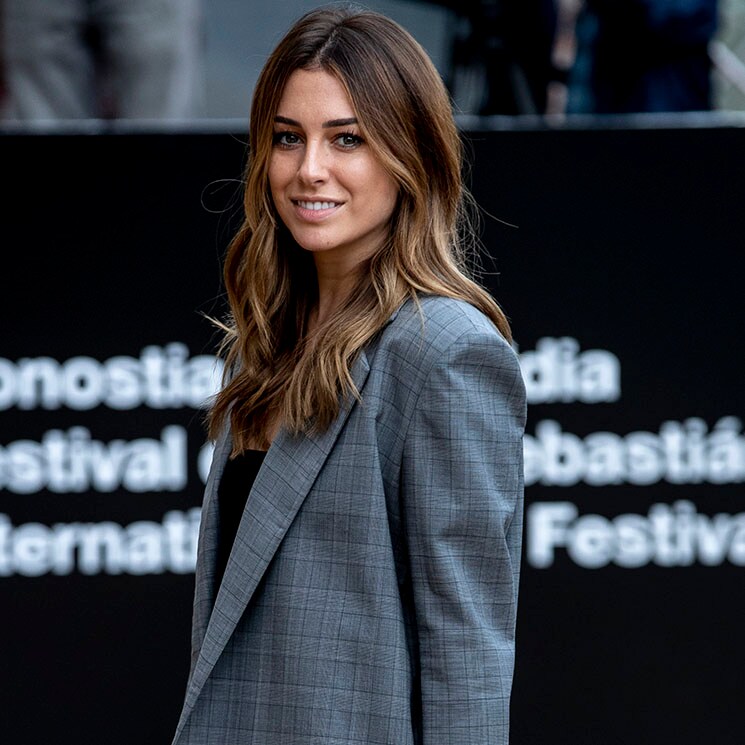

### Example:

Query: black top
xmin=214 ymin=448 xmax=267 ymax=593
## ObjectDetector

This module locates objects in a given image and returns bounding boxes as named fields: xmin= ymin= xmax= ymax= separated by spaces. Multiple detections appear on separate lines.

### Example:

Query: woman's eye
xmin=273 ymin=131 xmax=301 ymax=147
xmin=336 ymin=132 xmax=363 ymax=148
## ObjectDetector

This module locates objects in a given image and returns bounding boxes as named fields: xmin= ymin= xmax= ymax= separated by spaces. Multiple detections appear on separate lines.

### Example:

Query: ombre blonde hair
xmin=209 ymin=4 xmax=512 ymax=452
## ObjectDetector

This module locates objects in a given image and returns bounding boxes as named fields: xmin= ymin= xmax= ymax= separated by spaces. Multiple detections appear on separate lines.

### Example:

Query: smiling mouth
xmin=293 ymin=200 xmax=342 ymax=211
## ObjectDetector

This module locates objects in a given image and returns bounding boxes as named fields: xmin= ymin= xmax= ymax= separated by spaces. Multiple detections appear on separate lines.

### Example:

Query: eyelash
xmin=272 ymin=131 xmax=300 ymax=148
xmin=335 ymin=131 xmax=364 ymax=148
xmin=271 ymin=130 xmax=364 ymax=149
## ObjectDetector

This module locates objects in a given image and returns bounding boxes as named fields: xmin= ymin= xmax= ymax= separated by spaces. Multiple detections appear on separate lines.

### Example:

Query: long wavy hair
xmin=209 ymin=4 xmax=512 ymax=452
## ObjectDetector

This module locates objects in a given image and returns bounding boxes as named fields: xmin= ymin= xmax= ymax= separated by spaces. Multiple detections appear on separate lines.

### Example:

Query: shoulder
xmin=365 ymin=295 xmax=526 ymax=448
xmin=395 ymin=294 xmax=498 ymax=333
xmin=365 ymin=295 xmax=522 ymax=403
xmin=375 ymin=294 xmax=514 ymax=366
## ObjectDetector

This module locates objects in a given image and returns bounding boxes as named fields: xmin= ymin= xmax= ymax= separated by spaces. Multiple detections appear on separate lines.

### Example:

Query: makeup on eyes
xmin=272 ymin=129 xmax=364 ymax=149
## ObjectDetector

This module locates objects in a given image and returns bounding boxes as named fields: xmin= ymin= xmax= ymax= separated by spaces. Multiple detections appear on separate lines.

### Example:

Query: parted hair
xmin=208 ymin=3 xmax=512 ymax=452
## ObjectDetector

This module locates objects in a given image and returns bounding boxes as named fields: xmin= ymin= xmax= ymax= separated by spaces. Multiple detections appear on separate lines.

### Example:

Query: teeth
xmin=297 ymin=200 xmax=338 ymax=210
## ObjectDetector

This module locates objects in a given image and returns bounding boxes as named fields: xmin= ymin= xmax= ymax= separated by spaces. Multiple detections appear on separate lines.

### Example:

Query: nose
xmin=298 ymin=140 xmax=328 ymax=184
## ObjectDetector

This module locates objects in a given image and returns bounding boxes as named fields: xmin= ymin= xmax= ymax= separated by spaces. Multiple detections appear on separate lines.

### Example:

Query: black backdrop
xmin=1 ymin=124 xmax=743 ymax=744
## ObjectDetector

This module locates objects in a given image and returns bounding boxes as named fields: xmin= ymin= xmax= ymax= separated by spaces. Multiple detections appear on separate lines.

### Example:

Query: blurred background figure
xmin=443 ymin=0 xmax=561 ymax=115
xmin=0 ymin=0 xmax=204 ymax=120
xmin=2 ymin=0 xmax=742 ymax=122
xmin=412 ymin=0 xmax=745 ymax=117
xmin=710 ymin=0 xmax=745 ymax=110
xmin=563 ymin=0 xmax=720 ymax=113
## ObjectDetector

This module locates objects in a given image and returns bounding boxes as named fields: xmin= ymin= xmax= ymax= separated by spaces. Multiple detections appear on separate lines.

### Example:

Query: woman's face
xmin=268 ymin=69 xmax=398 ymax=271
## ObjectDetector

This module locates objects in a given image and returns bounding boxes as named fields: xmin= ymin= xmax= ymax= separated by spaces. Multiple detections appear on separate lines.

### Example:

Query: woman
xmin=173 ymin=6 xmax=526 ymax=745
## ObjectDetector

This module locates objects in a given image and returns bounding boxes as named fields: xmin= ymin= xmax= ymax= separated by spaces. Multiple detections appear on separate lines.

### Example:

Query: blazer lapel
xmin=180 ymin=350 xmax=371 ymax=718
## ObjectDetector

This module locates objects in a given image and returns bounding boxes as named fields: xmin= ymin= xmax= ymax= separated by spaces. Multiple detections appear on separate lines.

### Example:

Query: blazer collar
xmin=178 ymin=349 xmax=372 ymax=725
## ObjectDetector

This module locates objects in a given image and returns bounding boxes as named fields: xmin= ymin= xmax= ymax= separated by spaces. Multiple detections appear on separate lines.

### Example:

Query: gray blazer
xmin=172 ymin=295 xmax=526 ymax=745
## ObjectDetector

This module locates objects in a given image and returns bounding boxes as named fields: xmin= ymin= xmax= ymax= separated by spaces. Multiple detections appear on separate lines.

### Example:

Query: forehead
xmin=276 ymin=69 xmax=356 ymax=122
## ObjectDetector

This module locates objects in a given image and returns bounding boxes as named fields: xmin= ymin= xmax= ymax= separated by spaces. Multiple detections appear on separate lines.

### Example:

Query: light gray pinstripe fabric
xmin=172 ymin=295 xmax=526 ymax=745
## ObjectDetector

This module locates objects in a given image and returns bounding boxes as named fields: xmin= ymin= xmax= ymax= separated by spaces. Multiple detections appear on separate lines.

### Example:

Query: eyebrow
xmin=274 ymin=116 xmax=358 ymax=128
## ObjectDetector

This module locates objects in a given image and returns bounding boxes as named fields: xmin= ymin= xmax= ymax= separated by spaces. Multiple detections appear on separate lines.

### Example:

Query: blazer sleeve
xmin=400 ymin=329 xmax=526 ymax=745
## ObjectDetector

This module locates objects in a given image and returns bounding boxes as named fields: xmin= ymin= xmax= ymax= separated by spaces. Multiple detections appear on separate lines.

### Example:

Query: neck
xmin=310 ymin=253 xmax=364 ymax=330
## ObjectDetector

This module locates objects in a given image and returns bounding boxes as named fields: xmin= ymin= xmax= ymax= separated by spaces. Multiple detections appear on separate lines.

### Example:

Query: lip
xmin=291 ymin=198 xmax=344 ymax=222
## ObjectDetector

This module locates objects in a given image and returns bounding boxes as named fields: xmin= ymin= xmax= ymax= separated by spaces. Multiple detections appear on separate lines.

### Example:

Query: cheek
xmin=267 ymin=166 xmax=292 ymax=227
xmin=374 ymin=175 xmax=399 ymax=222
xmin=355 ymin=162 xmax=398 ymax=217
xmin=268 ymin=156 xmax=293 ymax=196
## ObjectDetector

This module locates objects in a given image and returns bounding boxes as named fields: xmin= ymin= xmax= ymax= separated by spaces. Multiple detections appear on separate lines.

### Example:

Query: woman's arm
xmin=400 ymin=329 xmax=526 ymax=745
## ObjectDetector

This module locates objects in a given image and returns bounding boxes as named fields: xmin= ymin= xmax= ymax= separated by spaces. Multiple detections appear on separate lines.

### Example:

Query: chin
xmin=289 ymin=231 xmax=335 ymax=254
